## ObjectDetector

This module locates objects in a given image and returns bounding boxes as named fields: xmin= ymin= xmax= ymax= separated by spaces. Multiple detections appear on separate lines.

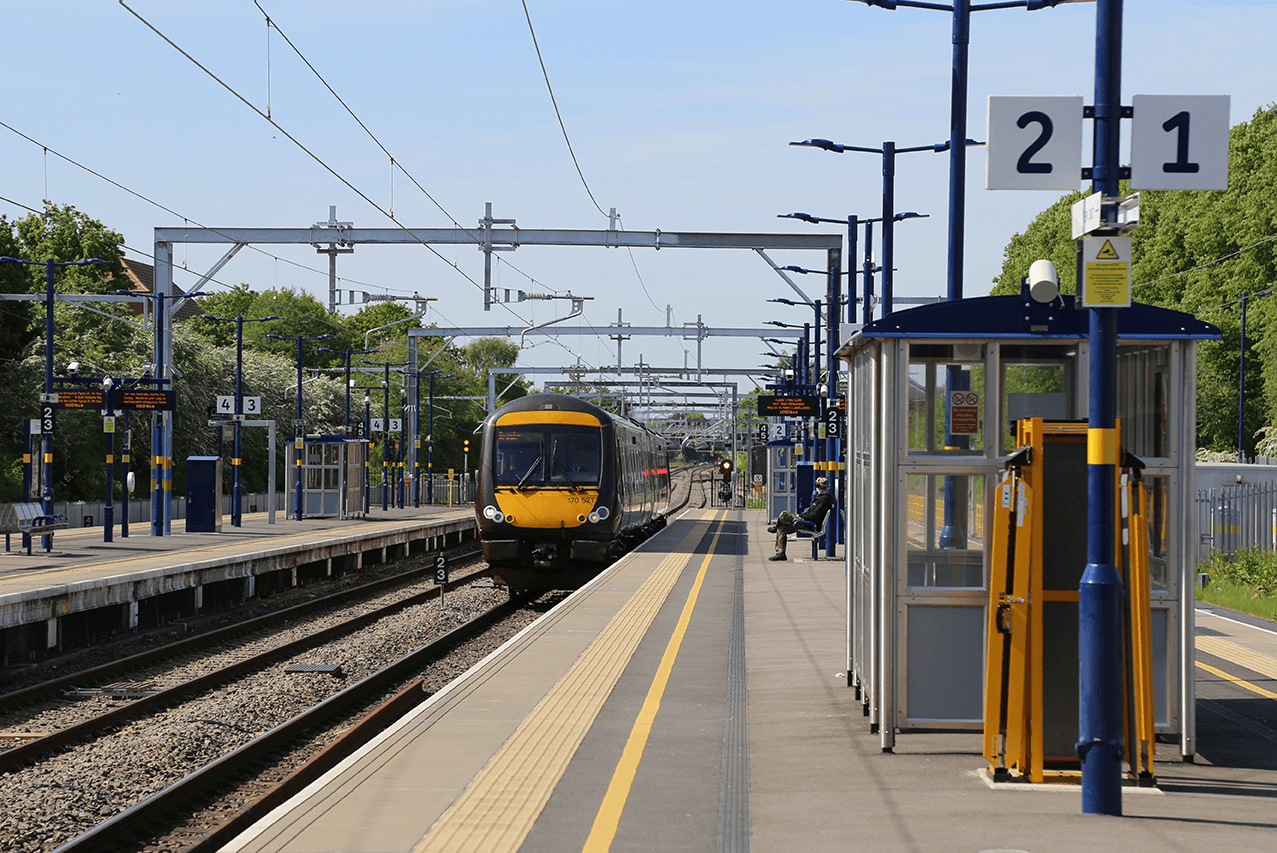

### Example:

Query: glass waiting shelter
xmin=293 ymin=436 xmax=369 ymax=519
xmin=835 ymin=292 xmax=1217 ymax=758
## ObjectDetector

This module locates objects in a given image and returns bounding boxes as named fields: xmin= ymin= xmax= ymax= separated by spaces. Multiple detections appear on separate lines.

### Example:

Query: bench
xmin=0 ymin=502 xmax=70 ymax=555
xmin=793 ymin=516 xmax=827 ymax=538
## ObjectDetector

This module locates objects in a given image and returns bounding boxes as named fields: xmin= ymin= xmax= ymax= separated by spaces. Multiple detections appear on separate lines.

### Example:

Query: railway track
xmin=50 ymin=591 xmax=539 ymax=853
xmin=0 ymin=547 xmax=546 ymax=853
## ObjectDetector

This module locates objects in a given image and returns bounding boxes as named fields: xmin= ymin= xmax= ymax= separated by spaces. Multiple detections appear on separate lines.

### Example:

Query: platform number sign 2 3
xmin=434 ymin=553 xmax=449 ymax=586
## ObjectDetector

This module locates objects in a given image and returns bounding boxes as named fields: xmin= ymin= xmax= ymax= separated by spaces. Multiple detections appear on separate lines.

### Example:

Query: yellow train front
xmin=475 ymin=394 xmax=672 ymax=591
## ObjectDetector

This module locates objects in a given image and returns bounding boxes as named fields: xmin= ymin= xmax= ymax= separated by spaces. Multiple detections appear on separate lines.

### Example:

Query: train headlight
xmin=594 ymin=505 xmax=610 ymax=520
xmin=588 ymin=512 xmax=601 ymax=523
xmin=483 ymin=505 xmax=505 ymax=523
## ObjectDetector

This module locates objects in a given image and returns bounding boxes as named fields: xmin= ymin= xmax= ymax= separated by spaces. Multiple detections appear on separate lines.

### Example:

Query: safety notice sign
xmin=1081 ymin=235 xmax=1132 ymax=308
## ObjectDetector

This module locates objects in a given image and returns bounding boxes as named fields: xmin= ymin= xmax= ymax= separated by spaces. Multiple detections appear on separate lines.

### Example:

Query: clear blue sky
xmin=2 ymin=1 xmax=1274 ymax=384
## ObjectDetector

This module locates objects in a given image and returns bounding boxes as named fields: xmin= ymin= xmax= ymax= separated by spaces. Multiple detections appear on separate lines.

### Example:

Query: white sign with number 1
xmin=1130 ymin=95 xmax=1230 ymax=191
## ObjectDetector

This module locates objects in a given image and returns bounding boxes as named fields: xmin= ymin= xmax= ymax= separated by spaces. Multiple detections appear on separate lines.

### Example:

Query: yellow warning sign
xmin=1081 ymin=235 xmax=1132 ymax=308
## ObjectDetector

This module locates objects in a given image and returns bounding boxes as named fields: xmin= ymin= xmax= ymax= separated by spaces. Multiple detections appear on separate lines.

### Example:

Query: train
xmin=475 ymin=393 xmax=673 ymax=590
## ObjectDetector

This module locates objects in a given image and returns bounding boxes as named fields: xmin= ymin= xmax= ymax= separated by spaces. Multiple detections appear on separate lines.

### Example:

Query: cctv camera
xmin=67 ymin=361 xmax=80 ymax=376
xmin=1027 ymin=259 xmax=1060 ymax=304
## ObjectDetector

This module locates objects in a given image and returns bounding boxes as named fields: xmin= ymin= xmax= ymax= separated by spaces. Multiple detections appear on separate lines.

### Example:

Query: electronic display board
xmin=118 ymin=389 xmax=177 ymax=411
xmin=756 ymin=395 xmax=820 ymax=418
xmin=51 ymin=389 xmax=106 ymax=409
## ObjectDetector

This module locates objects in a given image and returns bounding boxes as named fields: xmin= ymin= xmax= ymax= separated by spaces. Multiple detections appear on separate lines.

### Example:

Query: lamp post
xmin=1 ymin=256 xmax=109 ymax=549
xmin=419 ymin=370 xmax=454 ymax=505
xmin=318 ymin=347 xmax=376 ymax=434
xmin=778 ymin=211 xmax=928 ymax=324
xmin=267 ymin=333 xmax=334 ymax=520
xmin=363 ymin=388 xmax=372 ymax=513
xmin=361 ymin=360 xmax=411 ymax=511
xmin=839 ymin=0 xmax=1086 ymax=302
xmin=111 ymin=288 xmax=205 ymax=535
xmin=1236 ymin=291 xmax=1271 ymax=462
xmin=202 ymin=314 xmax=279 ymax=527
xmin=789 ymin=138 xmax=967 ymax=315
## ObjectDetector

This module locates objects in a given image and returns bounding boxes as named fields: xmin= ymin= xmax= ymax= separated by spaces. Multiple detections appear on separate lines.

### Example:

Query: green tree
xmin=992 ymin=105 xmax=1277 ymax=455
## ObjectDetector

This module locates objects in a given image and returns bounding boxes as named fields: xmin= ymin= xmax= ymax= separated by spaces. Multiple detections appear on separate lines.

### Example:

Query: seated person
xmin=767 ymin=477 xmax=834 ymax=561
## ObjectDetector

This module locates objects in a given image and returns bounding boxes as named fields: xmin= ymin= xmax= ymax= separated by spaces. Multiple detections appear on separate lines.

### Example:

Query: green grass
xmin=1195 ymin=546 xmax=1277 ymax=623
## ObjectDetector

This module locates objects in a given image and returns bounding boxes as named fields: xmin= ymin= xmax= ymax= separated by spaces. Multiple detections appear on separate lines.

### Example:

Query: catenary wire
xmin=119 ymin=0 xmax=604 ymax=372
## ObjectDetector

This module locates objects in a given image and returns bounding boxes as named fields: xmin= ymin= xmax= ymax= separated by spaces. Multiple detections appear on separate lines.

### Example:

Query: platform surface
xmin=212 ymin=507 xmax=1277 ymax=853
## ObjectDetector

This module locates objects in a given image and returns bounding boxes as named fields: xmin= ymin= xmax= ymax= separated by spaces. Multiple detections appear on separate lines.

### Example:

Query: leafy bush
xmin=1198 ymin=546 xmax=1277 ymax=591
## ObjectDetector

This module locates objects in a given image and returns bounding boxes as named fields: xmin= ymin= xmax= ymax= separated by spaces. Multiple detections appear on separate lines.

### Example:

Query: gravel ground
xmin=0 ymin=582 xmax=514 ymax=853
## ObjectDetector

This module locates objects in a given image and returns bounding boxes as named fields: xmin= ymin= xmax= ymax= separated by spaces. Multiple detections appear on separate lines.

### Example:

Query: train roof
xmin=488 ymin=393 xmax=652 ymax=434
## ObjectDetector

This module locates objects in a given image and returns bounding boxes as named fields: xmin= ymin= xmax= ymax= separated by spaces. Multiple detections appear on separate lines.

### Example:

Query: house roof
xmin=113 ymin=258 xmax=204 ymax=322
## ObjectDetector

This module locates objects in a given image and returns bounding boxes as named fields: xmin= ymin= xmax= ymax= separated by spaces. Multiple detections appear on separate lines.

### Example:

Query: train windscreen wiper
xmin=516 ymin=455 xmax=543 ymax=490
xmin=550 ymin=440 xmax=580 ymax=491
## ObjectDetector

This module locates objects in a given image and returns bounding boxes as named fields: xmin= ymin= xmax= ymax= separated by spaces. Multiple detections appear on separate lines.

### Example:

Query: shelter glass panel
xmin=907 ymin=345 xmax=985 ymax=455
xmin=1116 ymin=344 xmax=1171 ymax=459
xmin=905 ymin=473 xmax=986 ymax=588
xmin=999 ymin=344 xmax=1077 ymax=453
xmin=1143 ymin=474 xmax=1171 ymax=591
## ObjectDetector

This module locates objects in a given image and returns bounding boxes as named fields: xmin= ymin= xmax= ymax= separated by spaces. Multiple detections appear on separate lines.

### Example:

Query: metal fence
xmin=1196 ymin=482 xmax=1277 ymax=561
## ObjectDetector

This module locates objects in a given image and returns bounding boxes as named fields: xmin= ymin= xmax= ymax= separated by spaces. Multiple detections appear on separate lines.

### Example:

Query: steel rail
xmin=0 ymin=561 xmax=487 ymax=773
xmin=53 ymin=592 xmax=527 ymax=853
xmin=0 ymin=543 xmax=479 ymax=715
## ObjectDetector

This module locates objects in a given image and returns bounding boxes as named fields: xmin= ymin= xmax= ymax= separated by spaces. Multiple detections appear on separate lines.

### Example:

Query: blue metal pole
xmin=104 ymin=382 xmax=114 ymax=543
xmin=152 ymin=293 xmax=164 ymax=536
xmin=862 ymin=222 xmax=875 ymax=324
xmin=121 ymin=411 xmax=130 ymax=538
xmin=847 ymin=216 xmax=860 ymax=324
xmin=1239 ymin=293 xmax=1248 ymax=462
xmin=1079 ymin=0 xmax=1124 ymax=816
xmin=882 ymin=142 xmax=896 ymax=316
xmin=399 ymin=387 xmax=407 ymax=508
xmin=428 ymin=373 xmax=436 ymax=505
xmin=364 ymin=392 xmax=372 ymax=513
xmin=233 ymin=316 xmax=244 ymax=528
xmin=42 ymin=260 xmax=55 ymax=550
xmin=344 ymin=353 xmax=352 ymax=433
xmin=414 ymin=370 xmax=422 ymax=507
xmin=948 ymin=0 xmax=970 ymax=303
xmin=295 ymin=336 xmax=304 ymax=521
xmin=383 ymin=362 xmax=390 ymax=512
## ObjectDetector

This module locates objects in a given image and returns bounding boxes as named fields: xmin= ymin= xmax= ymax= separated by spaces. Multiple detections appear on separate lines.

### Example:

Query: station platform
xmin=0 ymin=505 xmax=475 ymax=658
xmin=219 ymin=507 xmax=1277 ymax=853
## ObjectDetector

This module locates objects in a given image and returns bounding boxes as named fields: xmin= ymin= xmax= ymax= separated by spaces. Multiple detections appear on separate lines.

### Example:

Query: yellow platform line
xmin=413 ymin=511 xmax=723 ymax=853
xmin=582 ymin=515 xmax=724 ymax=852
xmin=1196 ymin=635 xmax=1277 ymax=687
xmin=1195 ymin=661 xmax=1277 ymax=701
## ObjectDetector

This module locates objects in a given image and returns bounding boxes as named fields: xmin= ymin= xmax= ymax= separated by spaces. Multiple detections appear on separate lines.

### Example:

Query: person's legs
xmin=772 ymin=527 xmax=787 ymax=558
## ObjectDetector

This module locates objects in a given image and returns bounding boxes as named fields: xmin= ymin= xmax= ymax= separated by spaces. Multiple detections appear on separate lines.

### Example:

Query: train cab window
xmin=550 ymin=428 xmax=601 ymax=486
xmin=496 ymin=425 xmax=601 ymax=487
xmin=495 ymin=427 xmax=544 ymax=487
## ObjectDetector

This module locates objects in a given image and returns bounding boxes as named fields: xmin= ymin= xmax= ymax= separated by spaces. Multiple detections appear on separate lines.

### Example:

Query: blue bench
xmin=793 ymin=516 xmax=827 ymax=538
xmin=0 ymin=502 xmax=70 ymax=555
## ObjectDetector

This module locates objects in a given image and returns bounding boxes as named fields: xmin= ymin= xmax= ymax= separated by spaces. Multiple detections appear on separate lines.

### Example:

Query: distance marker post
xmin=434 ymin=553 xmax=449 ymax=604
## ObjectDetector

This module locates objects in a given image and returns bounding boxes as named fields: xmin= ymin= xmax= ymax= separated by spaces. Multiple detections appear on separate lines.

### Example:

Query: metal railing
xmin=1196 ymin=482 xmax=1277 ymax=560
